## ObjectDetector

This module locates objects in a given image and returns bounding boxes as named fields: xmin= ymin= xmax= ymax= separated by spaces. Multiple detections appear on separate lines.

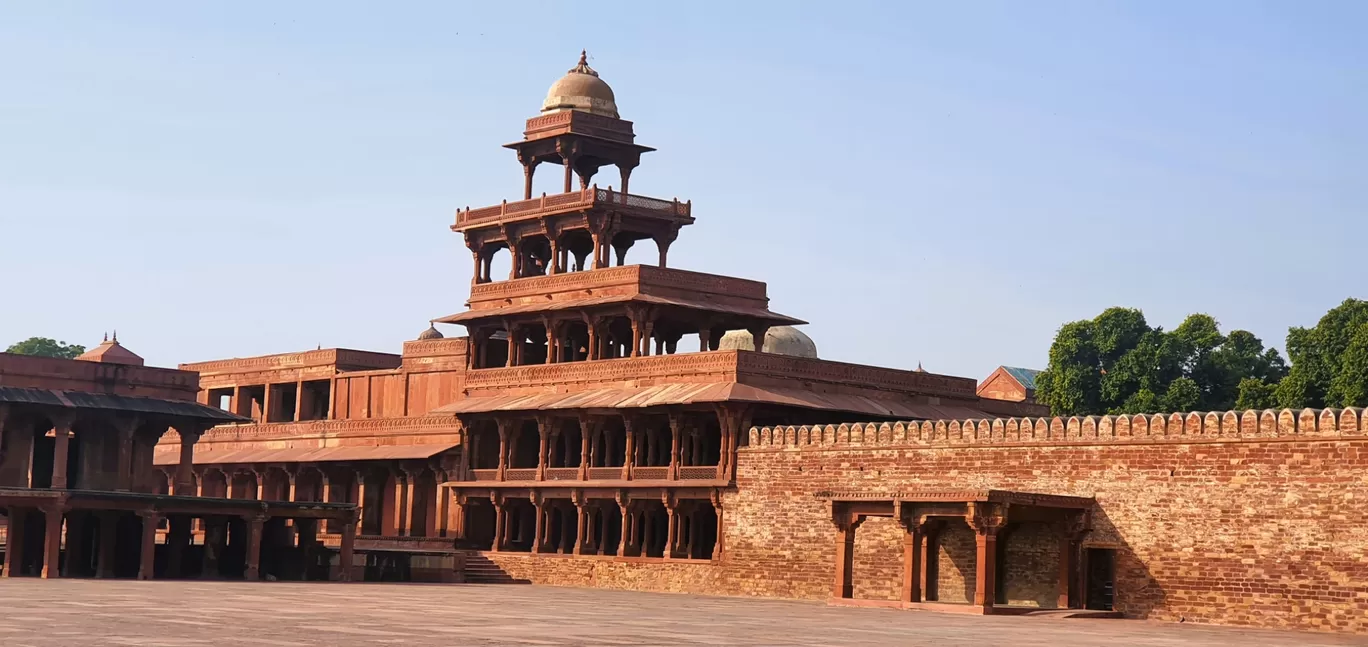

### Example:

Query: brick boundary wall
xmin=452 ymin=408 xmax=1368 ymax=634
xmin=732 ymin=407 xmax=1368 ymax=633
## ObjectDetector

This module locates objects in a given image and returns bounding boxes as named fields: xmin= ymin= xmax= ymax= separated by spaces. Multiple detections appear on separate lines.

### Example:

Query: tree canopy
xmin=1035 ymin=308 xmax=1287 ymax=416
xmin=5 ymin=337 xmax=87 ymax=359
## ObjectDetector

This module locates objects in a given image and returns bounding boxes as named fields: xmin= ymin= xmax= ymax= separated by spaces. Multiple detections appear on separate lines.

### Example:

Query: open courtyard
xmin=0 ymin=580 xmax=1363 ymax=647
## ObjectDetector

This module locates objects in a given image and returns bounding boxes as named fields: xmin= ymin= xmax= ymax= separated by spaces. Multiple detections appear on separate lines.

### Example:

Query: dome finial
xmin=112 ymin=330 xmax=118 ymax=343
xmin=579 ymin=49 xmax=588 ymax=66
xmin=102 ymin=332 xmax=108 ymax=343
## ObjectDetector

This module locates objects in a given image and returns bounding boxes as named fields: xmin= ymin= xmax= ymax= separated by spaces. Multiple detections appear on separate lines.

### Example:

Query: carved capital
xmin=1060 ymin=509 xmax=1092 ymax=540
xmin=966 ymin=502 xmax=1009 ymax=535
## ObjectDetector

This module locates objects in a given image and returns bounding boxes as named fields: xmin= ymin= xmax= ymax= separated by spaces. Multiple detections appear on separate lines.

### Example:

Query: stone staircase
xmin=460 ymin=553 xmax=530 ymax=585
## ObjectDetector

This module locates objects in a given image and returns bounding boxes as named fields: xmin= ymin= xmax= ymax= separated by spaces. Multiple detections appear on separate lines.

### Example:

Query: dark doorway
xmin=1085 ymin=547 xmax=1116 ymax=611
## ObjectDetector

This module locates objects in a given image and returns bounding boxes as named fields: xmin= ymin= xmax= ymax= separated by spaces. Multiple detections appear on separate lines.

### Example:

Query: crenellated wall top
xmin=746 ymin=408 xmax=1368 ymax=450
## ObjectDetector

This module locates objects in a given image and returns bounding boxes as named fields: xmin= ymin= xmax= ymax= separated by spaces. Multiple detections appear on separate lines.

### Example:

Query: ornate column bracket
xmin=966 ymin=502 xmax=1009 ymax=610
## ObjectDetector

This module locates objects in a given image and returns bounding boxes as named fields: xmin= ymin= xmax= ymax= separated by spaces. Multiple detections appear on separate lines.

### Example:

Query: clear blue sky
xmin=1 ymin=2 xmax=1363 ymax=380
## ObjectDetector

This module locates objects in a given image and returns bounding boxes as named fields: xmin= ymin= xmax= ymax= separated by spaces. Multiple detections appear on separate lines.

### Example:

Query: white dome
xmin=718 ymin=326 xmax=818 ymax=359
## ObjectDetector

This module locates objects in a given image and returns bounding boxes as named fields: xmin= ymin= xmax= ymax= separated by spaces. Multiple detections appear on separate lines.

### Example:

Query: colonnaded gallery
xmin=2 ymin=53 xmax=1365 ymax=635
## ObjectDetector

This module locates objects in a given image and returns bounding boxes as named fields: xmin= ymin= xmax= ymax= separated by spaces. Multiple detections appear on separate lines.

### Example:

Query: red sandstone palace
xmin=3 ymin=54 xmax=1364 ymax=635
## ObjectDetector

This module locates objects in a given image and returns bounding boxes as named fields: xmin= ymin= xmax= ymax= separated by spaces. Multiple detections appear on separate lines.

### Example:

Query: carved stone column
xmin=175 ymin=425 xmax=202 ymax=495
xmin=831 ymin=504 xmax=864 ymax=599
xmin=536 ymin=416 xmax=552 ymax=481
xmin=1058 ymin=510 xmax=1092 ymax=609
xmin=491 ymin=495 xmax=505 ymax=553
xmin=337 ymin=518 xmax=356 ymax=582
xmin=496 ymin=418 xmax=512 ymax=482
xmin=667 ymin=413 xmax=682 ymax=480
xmin=531 ymin=492 xmax=545 ymax=554
xmin=620 ymin=416 xmax=637 ymax=481
xmin=663 ymin=492 xmax=678 ymax=560
xmin=897 ymin=505 xmax=929 ymax=604
xmin=243 ymin=514 xmax=267 ymax=581
xmin=50 ymin=415 xmax=74 ymax=489
xmin=577 ymin=416 xmax=592 ymax=480
xmin=615 ymin=491 xmax=630 ymax=558
xmin=966 ymin=502 xmax=1009 ymax=611
xmin=40 ymin=504 xmax=65 ymax=578
xmin=565 ymin=490 xmax=583 ymax=556
xmin=137 ymin=510 xmax=163 ymax=580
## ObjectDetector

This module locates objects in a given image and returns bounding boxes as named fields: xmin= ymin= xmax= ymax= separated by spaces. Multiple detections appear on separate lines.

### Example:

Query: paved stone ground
xmin=0 ymin=580 xmax=1365 ymax=646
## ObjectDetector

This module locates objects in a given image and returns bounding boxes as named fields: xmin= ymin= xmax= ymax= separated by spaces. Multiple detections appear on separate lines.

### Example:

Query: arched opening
xmin=610 ymin=231 xmax=637 ymax=266
xmin=260 ymin=467 xmax=290 ymax=501
xmin=515 ymin=234 xmax=552 ymax=278
xmin=483 ymin=244 xmax=511 ymax=282
xmin=294 ymin=468 xmax=324 ymax=502
xmin=229 ymin=471 xmax=258 ymax=500
xmin=509 ymin=420 xmax=540 ymax=469
xmin=558 ymin=230 xmax=594 ymax=272
xmin=410 ymin=468 xmax=438 ymax=537
xmin=463 ymin=499 xmax=496 ymax=550
xmin=200 ymin=469 xmax=228 ymax=498
xmin=466 ymin=421 xmax=501 ymax=470
xmin=549 ymin=419 xmax=582 ymax=468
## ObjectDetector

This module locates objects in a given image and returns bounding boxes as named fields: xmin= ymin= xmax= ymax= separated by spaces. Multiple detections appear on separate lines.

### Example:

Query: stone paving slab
xmin=0 ymin=580 xmax=1365 ymax=646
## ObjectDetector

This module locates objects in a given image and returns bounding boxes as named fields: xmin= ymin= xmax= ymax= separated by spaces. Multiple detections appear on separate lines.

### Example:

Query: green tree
xmin=1328 ymin=323 xmax=1368 ymax=408
xmin=1235 ymin=377 xmax=1279 ymax=410
xmin=1037 ymin=308 xmax=1286 ymax=416
xmin=6 ymin=337 xmax=86 ymax=359
xmin=1276 ymin=299 xmax=1368 ymax=408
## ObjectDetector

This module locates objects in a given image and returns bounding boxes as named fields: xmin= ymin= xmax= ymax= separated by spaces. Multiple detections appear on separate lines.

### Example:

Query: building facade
xmin=143 ymin=54 xmax=1367 ymax=634
xmin=0 ymin=338 xmax=358 ymax=582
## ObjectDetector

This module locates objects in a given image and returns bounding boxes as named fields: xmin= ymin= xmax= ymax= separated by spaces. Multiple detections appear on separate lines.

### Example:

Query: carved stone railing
xmin=677 ymin=466 xmax=719 ymax=480
xmin=632 ymin=466 xmax=668 ymax=481
xmin=463 ymin=352 xmax=739 ymax=393
xmin=543 ymin=468 xmax=580 ymax=481
xmin=504 ymin=468 xmax=537 ymax=482
xmin=587 ymin=467 xmax=621 ymax=481
xmin=470 ymin=469 xmax=498 ymax=482
xmin=467 ymin=265 xmax=768 ymax=304
xmin=748 ymin=407 xmax=1368 ymax=450
xmin=455 ymin=186 xmax=691 ymax=228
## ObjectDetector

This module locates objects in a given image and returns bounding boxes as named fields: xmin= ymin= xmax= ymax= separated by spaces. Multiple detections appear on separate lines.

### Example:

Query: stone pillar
xmin=967 ymin=503 xmax=1007 ymax=611
xmin=496 ymin=419 xmax=511 ymax=482
xmin=3 ymin=507 xmax=26 ymax=577
xmin=137 ymin=510 xmax=162 ymax=580
xmin=175 ymin=427 xmax=200 ymax=495
xmin=536 ymin=417 xmax=552 ymax=481
xmin=900 ymin=516 xmax=925 ymax=604
xmin=50 ymin=417 xmax=73 ymax=489
xmin=615 ymin=492 xmax=629 ymax=557
xmin=577 ymin=417 xmax=592 ymax=480
xmin=491 ymin=497 xmax=505 ymax=552
xmin=572 ymin=492 xmax=587 ymax=555
xmin=668 ymin=414 xmax=682 ymax=480
xmin=831 ymin=509 xmax=861 ymax=599
xmin=352 ymin=470 xmax=367 ymax=535
xmin=620 ymin=416 xmax=636 ymax=481
xmin=402 ymin=469 xmax=417 ymax=536
xmin=1058 ymin=511 xmax=1090 ymax=609
xmin=664 ymin=493 xmax=677 ymax=560
xmin=338 ymin=520 xmax=356 ymax=582
xmin=531 ymin=494 xmax=545 ymax=554
xmin=710 ymin=489 xmax=725 ymax=560
xmin=243 ymin=514 xmax=266 ymax=580
xmin=40 ymin=505 xmax=64 ymax=578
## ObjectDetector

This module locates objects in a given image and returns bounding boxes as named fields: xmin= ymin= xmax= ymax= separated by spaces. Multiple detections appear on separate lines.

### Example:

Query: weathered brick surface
xmin=453 ymin=410 xmax=1368 ymax=635
xmin=1002 ymin=522 xmax=1057 ymax=607
xmin=730 ymin=409 xmax=1368 ymax=633
xmin=935 ymin=519 xmax=976 ymax=604
xmin=851 ymin=516 xmax=901 ymax=601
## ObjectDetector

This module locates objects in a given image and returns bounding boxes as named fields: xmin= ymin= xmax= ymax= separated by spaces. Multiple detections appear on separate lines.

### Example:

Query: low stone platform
xmin=0 ymin=580 xmax=1363 ymax=646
